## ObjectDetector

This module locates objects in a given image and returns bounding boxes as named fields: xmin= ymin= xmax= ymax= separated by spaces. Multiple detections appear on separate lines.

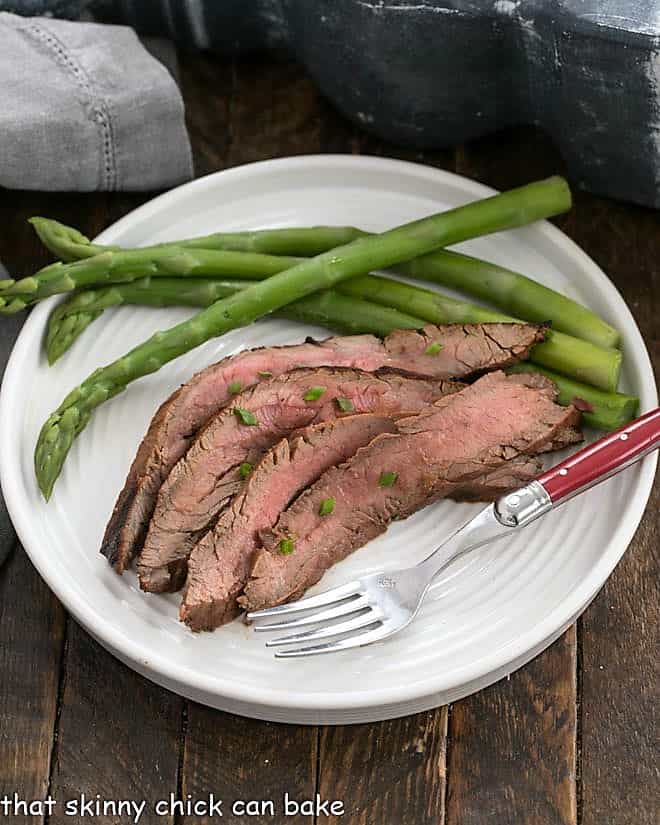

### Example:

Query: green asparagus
xmin=337 ymin=276 xmax=622 ymax=391
xmin=30 ymin=216 xmax=619 ymax=350
xmin=508 ymin=363 xmax=639 ymax=430
xmin=47 ymin=268 xmax=620 ymax=391
xmin=45 ymin=278 xmax=251 ymax=364
xmin=35 ymin=176 xmax=573 ymax=498
xmin=47 ymin=277 xmax=633 ymax=431
xmin=45 ymin=278 xmax=423 ymax=364
xmin=399 ymin=248 xmax=620 ymax=349
xmin=30 ymin=216 xmax=365 ymax=262
xmin=0 ymin=248 xmax=302 ymax=313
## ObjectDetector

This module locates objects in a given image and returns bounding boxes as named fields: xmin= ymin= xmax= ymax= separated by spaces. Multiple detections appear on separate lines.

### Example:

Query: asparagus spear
xmin=46 ymin=278 xmax=251 ymax=363
xmin=48 ymin=279 xmax=635 ymax=430
xmin=0 ymin=248 xmax=303 ymax=313
xmin=34 ymin=176 xmax=572 ymax=498
xmin=399 ymin=248 xmax=620 ymax=349
xmin=47 ymin=268 xmax=620 ymax=392
xmin=45 ymin=278 xmax=423 ymax=364
xmin=279 ymin=289 xmax=423 ymax=335
xmin=30 ymin=217 xmax=620 ymax=350
xmin=29 ymin=216 xmax=365 ymax=262
xmin=338 ymin=276 xmax=622 ymax=392
xmin=508 ymin=363 xmax=639 ymax=430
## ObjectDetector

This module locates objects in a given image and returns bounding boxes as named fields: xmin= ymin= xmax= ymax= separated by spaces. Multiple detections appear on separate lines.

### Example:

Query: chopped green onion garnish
xmin=378 ymin=471 xmax=398 ymax=487
xmin=303 ymin=385 xmax=326 ymax=401
xmin=335 ymin=396 xmax=354 ymax=412
xmin=228 ymin=380 xmax=242 ymax=394
xmin=234 ymin=407 xmax=258 ymax=426
xmin=424 ymin=342 xmax=443 ymax=355
xmin=318 ymin=497 xmax=335 ymax=516
xmin=258 ymin=370 xmax=273 ymax=378
xmin=239 ymin=462 xmax=253 ymax=478
xmin=279 ymin=537 xmax=295 ymax=555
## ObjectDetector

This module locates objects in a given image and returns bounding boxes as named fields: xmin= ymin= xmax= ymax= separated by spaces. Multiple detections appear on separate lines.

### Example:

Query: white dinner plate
xmin=1 ymin=156 xmax=656 ymax=724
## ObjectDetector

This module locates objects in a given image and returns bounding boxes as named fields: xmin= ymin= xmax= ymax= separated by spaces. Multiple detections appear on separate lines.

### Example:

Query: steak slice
xmin=180 ymin=415 xmax=398 ymax=631
xmin=449 ymin=455 xmax=544 ymax=503
xmin=240 ymin=371 xmax=581 ymax=613
xmin=181 ymin=416 xmax=582 ymax=631
xmin=137 ymin=368 xmax=461 ymax=593
xmin=449 ymin=425 xmax=582 ymax=502
xmin=102 ymin=322 xmax=544 ymax=573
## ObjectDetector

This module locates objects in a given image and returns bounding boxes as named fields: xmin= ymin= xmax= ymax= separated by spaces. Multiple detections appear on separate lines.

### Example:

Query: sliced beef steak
xmin=181 ymin=412 xmax=584 ymax=631
xmin=449 ymin=455 xmax=544 ymax=503
xmin=137 ymin=368 xmax=460 ymax=593
xmin=180 ymin=415 xmax=398 ymax=631
xmin=102 ymin=322 xmax=544 ymax=573
xmin=240 ymin=371 xmax=581 ymax=613
xmin=450 ymin=425 xmax=582 ymax=502
xmin=182 ymin=413 xmax=582 ymax=631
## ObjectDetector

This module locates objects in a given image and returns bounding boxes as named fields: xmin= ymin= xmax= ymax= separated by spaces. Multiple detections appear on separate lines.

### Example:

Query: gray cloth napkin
xmin=0 ymin=11 xmax=193 ymax=191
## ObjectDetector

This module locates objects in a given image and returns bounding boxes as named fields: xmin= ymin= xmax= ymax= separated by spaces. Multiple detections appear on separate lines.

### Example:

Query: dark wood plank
xmin=446 ymin=128 xmax=579 ymax=825
xmin=179 ymin=51 xmax=234 ymax=177
xmin=447 ymin=629 xmax=578 ymax=825
xmin=557 ymin=186 xmax=659 ymax=825
xmin=0 ymin=548 xmax=66 ymax=825
xmin=0 ymin=193 xmax=184 ymax=824
xmin=0 ymin=307 xmax=23 ymax=566
xmin=453 ymin=125 xmax=658 ymax=823
xmin=454 ymin=126 xmax=563 ymax=190
xmin=40 ymin=195 xmax=184 ymax=824
xmin=181 ymin=707 xmax=317 ymax=825
xmin=318 ymin=710 xmax=448 ymax=825
xmin=47 ymin=622 xmax=182 ymax=825
xmin=0 ymin=191 xmax=71 ymax=825
xmin=579 ymin=491 xmax=659 ymax=825
xmin=226 ymin=57 xmax=323 ymax=167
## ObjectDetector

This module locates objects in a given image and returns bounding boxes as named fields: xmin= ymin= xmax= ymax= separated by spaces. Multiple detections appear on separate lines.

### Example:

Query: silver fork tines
xmin=247 ymin=571 xmax=418 ymax=657
xmin=253 ymin=593 xmax=371 ymax=633
xmin=246 ymin=580 xmax=361 ymax=621
xmin=266 ymin=608 xmax=384 ymax=648
xmin=247 ymin=500 xmax=523 ymax=657
xmin=272 ymin=623 xmax=395 ymax=658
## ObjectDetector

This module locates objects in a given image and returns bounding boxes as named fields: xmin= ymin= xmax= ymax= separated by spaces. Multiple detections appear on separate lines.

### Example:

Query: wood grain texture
xmin=1 ymin=192 xmax=179 ymax=825
xmin=447 ymin=630 xmax=578 ymax=825
xmin=225 ymin=58 xmax=322 ymax=167
xmin=579 ymin=491 xmax=660 ymax=825
xmin=558 ymin=180 xmax=659 ymax=825
xmin=35 ymin=197 xmax=183 ymax=825
xmin=447 ymin=128 xmax=580 ymax=825
xmin=0 ymin=309 xmax=23 ymax=566
xmin=0 ymin=548 xmax=66 ymax=825
xmin=179 ymin=51 xmax=233 ymax=177
xmin=47 ymin=622 xmax=182 ymax=825
xmin=181 ymin=706 xmax=317 ymax=824
xmin=0 ymin=192 xmax=73 ymax=825
xmin=318 ymin=710 xmax=448 ymax=825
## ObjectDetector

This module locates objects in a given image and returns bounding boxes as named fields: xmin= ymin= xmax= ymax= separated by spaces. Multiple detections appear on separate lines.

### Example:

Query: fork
xmin=247 ymin=407 xmax=660 ymax=657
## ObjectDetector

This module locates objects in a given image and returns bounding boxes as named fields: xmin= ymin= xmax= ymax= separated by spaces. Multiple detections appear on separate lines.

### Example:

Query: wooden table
xmin=0 ymin=54 xmax=658 ymax=825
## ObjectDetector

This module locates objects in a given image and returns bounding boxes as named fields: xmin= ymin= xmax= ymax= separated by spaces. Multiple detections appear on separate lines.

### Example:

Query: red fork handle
xmin=537 ymin=407 xmax=660 ymax=505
